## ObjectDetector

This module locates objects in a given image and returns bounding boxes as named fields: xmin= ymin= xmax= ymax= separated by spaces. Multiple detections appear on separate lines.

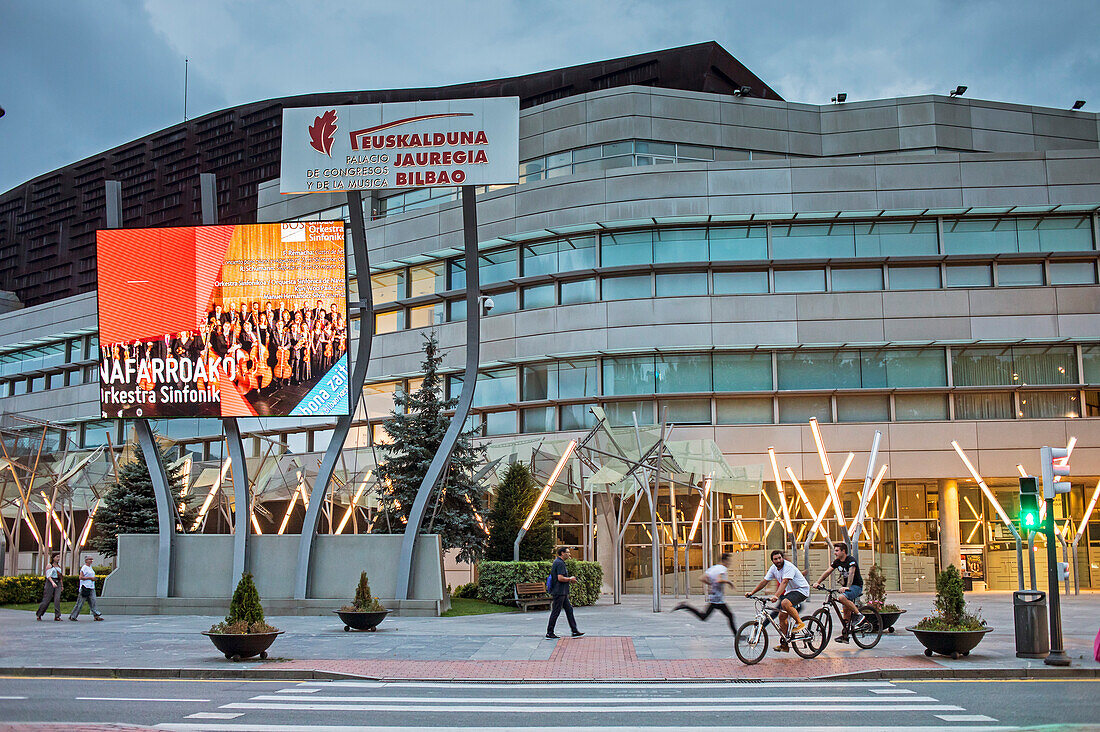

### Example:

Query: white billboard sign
xmin=280 ymin=97 xmax=519 ymax=194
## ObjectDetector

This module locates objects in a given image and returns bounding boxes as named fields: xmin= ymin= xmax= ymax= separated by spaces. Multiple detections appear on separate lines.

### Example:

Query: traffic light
xmin=1018 ymin=476 xmax=1040 ymax=532
xmin=1041 ymin=446 xmax=1071 ymax=499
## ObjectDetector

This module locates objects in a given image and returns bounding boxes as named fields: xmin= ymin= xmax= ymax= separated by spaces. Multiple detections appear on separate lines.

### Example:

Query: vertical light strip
xmin=1076 ymin=480 xmax=1100 ymax=545
xmin=951 ymin=441 xmax=1016 ymax=534
xmin=785 ymin=466 xmax=824 ymax=541
xmin=848 ymin=463 xmax=888 ymax=536
xmin=688 ymin=476 xmax=712 ymax=542
xmin=809 ymin=418 xmax=848 ymax=526
xmin=335 ymin=470 xmax=372 ymax=535
xmin=522 ymin=439 xmax=576 ymax=532
xmin=767 ymin=448 xmax=793 ymax=533
xmin=277 ymin=490 xmax=299 ymax=535
xmin=38 ymin=491 xmax=72 ymax=548
xmin=192 ymin=457 xmax=231 ymax=531
xmin=250 ymin=513 xmax=263 ymax=535
xmin=1016 ymin=464 xmax=1028 ymax=478
xmin=78 ymin=499 xmax=101 ymax=547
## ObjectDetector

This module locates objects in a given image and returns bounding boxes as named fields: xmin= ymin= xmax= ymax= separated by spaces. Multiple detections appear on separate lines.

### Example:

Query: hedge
xmin=0 ymin=575 xmax=107 ymax=605
xmin=477 ymin=560 xmax=603 ymax=607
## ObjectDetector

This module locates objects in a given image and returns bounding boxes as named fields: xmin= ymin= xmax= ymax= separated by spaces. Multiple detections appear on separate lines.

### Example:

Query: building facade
xmin=2 ymin=44 xmax=1099 ymax=593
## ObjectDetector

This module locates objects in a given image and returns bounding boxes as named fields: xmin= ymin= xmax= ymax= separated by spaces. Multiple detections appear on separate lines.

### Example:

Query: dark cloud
xmin=2 ymin=0 xmax=1097 ymax=194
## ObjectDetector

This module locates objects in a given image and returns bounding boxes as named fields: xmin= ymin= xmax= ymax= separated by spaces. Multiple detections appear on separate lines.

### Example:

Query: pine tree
xmin=486 ymin=462 xmax=554 ymax=561
xmin=90 ymin=433 xmax=196 ymax=557
xmin=347 ymin=571 xmax=385 ymax=611
xmin=377 ymin=332 xmax=488 ymax=563
xmin=226 ymin=572 xmax=266 ymax=626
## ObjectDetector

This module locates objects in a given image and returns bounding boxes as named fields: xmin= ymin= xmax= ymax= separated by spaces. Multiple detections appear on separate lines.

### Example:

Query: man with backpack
xmin=546 ymin=546 xmax=584 ymax=639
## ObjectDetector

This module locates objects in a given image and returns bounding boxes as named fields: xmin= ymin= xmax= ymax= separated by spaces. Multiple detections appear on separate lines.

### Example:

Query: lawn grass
xmin=441 ymin=597 xmax=518 ymax=617
xmin=1 ymin=601 xmax=81 ymax=614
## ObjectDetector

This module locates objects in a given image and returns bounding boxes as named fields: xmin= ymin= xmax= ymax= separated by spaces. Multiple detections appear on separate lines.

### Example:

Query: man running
xmin=813 ymin=541 xmax=864 ymax=643
xmin=672 ymin=552 xmax=737 ymax=632
xmin=746 ymin=549 xmax=810 ymax=653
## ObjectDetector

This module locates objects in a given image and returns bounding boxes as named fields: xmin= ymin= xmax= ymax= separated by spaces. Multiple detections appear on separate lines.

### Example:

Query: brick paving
xmin=0 ymin=726 xmax=159 ymax=731
xmin=261 ymin=634 xmax=940 ymax=680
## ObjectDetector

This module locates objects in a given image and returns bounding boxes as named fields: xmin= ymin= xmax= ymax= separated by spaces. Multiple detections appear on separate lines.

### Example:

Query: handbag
xmin=80 ymin=586 xmax=92 ymax=599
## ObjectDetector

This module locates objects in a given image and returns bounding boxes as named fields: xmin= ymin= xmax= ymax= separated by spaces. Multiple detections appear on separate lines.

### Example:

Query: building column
xmin=594 ymin=493 xmax=617 ymax=595
xmin=937 ymin=479 xmax=962 ymax=573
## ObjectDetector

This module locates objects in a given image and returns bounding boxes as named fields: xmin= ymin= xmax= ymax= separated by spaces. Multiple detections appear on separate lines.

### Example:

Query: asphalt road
xmin=0 ymin=676 xmax=1097 ymax=730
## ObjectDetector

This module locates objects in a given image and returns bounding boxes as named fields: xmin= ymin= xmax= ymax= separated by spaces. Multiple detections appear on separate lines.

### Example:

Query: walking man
xmin=35 ymin=554 xmax=63 ymax=621
xmin=672 ymin=552 xmax=737 ymax=632
xmin=69 ymin=556 xmax=103 ymax=621
xmin=546 ymin=546 xmax=584 ymax=639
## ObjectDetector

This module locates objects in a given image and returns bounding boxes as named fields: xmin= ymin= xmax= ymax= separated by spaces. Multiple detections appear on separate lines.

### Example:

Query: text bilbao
xmin=101 ymin=354 xmax=236 ymax=406
xmin=306 ymin=129 xmax=491 ymax=189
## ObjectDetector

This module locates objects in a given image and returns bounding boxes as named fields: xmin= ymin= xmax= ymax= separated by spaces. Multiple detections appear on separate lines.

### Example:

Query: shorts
xmin=843 ymin=585 xmax=863 ymax=602
xmin=782 ymin=590 xmax=808 ymax=607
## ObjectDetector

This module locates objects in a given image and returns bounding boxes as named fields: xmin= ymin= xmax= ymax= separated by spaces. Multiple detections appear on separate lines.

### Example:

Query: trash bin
xmin=1013 ymin=590 xmax=1049 ymax=659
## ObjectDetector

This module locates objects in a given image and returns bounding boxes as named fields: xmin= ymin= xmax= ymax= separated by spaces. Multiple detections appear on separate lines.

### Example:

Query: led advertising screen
xmin=96 ymin=222 xmax=349 ymax=418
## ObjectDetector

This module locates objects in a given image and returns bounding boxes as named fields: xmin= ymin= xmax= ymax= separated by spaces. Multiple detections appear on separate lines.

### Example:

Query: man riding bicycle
xmin=813 ymin=541 xmax=864 ymax=643
xmin=745 ymin=549 xmax=810 ymax=653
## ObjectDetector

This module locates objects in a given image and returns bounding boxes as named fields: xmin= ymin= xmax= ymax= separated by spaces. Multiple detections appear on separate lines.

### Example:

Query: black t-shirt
xmin=550 ymin=557 xmax=570 ymax=596
xmin=831 ymin=555 xmax=862 ymax=587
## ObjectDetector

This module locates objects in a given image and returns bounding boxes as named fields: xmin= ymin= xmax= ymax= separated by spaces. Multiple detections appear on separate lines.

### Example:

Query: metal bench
xmin=514 ymin=581 xmax=552 ymax=612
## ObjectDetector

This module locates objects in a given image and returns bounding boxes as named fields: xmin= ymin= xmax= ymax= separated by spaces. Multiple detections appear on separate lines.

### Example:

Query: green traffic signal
xmin=1019 ymin=476 xmax=1040 ymax=531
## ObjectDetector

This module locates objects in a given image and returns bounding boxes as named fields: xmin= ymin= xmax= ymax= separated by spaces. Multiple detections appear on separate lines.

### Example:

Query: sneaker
xmin=545 ymin=633 xmax=559 ymax=639
xmin=835 ymin=634 xmax=850 ymax=644
xmin=776 ymin=642 xmax=789 ymax=653
xmin=791 ymin=621 xmax=808 ymax=638
xmin=571 ymin=631 xmax=585 ymax=638
xmin=69 ymin=617 xmax=78 ymax=622
xmin=54 ymin=617 xmax=61 ymax=622
xmin=35 ymin=615 xmax=42 ymax=621
xmin=851 ymin=613 xmax=865 ymax=627
xmin=93 ymin=615 xmax=104 ymax=621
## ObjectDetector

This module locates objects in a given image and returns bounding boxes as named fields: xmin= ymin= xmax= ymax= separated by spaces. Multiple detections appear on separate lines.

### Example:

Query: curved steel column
xmin=134 ymin=421 xmax=175 ymax=598
xmin=394 ymin=185 xmax=480 ymax=601
xmin=294 ymin=190 xmax=374 ymax=600
xmin=223 ymin=420 xmax=250 ymax=580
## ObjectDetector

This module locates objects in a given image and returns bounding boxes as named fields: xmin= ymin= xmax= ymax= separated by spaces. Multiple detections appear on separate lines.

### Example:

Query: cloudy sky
xmin=2 ymin=0 xmax=1098 ymax=194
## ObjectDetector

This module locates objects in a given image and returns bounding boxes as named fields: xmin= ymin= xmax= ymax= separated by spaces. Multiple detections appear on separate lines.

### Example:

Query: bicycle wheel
xmin=851 ymin=609 xmax=883 ymax=649
xmin=791 ymin=616 xmax=827 ymax=659
xmin=812 ymin=607 xmax=832 ymax=643
xmin=734 ymin=620 xmax=768 ymax=665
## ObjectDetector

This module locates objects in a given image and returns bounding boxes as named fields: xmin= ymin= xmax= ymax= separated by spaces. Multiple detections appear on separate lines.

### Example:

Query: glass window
xmin=447 ymin=298 xmax=466 ymax=322
xmin=894 ymin=393 xmax=949 ymax=421
xmin=560 ymin=278 xmax=597 ymax=305
xmin=558 ymin=359 xmax=598 ymax=398
xmin=636 ymin=141 xmax=675 ymax=156
xmin=1012 ymin=346 xmax=1076 ymax=384
xmin=603 ymin=356 xmax=656 ymax=395
xmin=773 ymin=268 xmax=825 ymax=292
xmin=954 ymin=392 xmax=1014 ymax=420
xmin=709 ymin=226 xmax=767 ymax=261
xmin=943 ymin=218 xmax=1019 ymax=254
xmin=777 ymin=350 xmax=861 ymax=390
xmin=713 ymin=352 xmax=773 ymax=391
xmin=1019 ymin=391 xmax=1080 ymax=419
xmin=1049 ymin=261 xmax=1097 ymax=285
xmin=448 ymin=258 xmax=466 ymax=289
xmin=374 ymin=310 xmax=403 ymax=334
xmin=362 ymin=381 xmax=398 ymax=417
xmin=655 ymin=272 xmax=707 ymax=297
xmin=47 ymin=372 xmax=65 ymax=389
xmin=837 ymin=394 xmax=890 ymax=422
xmin=778 ymin=395 xmax=832 ymax=423
xmin=855 ymin=220 xmax=938 ymax=257
xmin=677 ymin=143 xmax=714 ymax=160
xmin=486 ymin=290 xmax=517 ymax=314
xmin=997 ymin=262 xmax=1044 ymax=286
xmin=656 ymin=354 xmax=711 ymax=393
xmin=522 ymin=363 xmax=553 ymax=401
xmin=659 ymin=398 xmax=711 ymax=424
xmin=831 ymin=267 xmax=883 ymax=291
xmin=29 ymin=375 xmax=44 ymax=392
xmin=479 ymin=247 xmax=518 ymax=284
xmin=484 ymin=411 xmax=516 ymax=436
xmin=604 ymin=400 xmax=654 ymax=426
xmin=889 ymin=265 xmax=941 ymax=290
xmin=521 ymin=283 xmax=556 ymax=310
xmin=40 ymin=342 xmax=65 ymax=369
xmin=81 ymin=421 xmax=115 ymax=448
xmin=408 ymin=303 xmax=444 ymax=329
xmin=521 ymin=406 xmax=555 ymax=433
xmin=1083 ymin=346 xmax=1100 ymax=384
xmin=602 ymin=274 xmax=651 ymax=300
xmin=713 ymin=270 xmax=769 ymax=294
xmin=654 ymin=228 xmax=708 ymax=263
xmin=522 ymin=240 xmax=557 ymax=276
xmin=946 ymin=264 xmax=992 ymax=287
xmin=558 ymin=235 xmax=597 ymax=271
xmin=952 ymin=347 xmax=1013 ymax=386
xmin=371 ymin=270 xmax=406 ymax=304
xmin=85 ymin=335 xmax=99 ymax=360
xmin=469 ymin=368 xmax=516 ymax=408
xmin=1018 ymin=216 xmax=1093 ymax=252
xmin=409 ymin=262 xmax=445 ymax=297
xmin=716 ymin=397 xmax=773 ymax=424
xmin=602 ymin=231 xmax=652 ymax=266
xmin=66 ymin=368 xmax=84 ymax=386
xmin=772 ymin=223 xmax=855 ymax=260
xmin=561 ymin=403 xmax=597 ymax=430
xmin=860 ymin=348 xmax=946 ymax=388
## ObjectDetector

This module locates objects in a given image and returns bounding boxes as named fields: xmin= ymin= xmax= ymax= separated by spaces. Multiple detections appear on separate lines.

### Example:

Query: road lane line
xmin=0 ymin=695 xmax=28 ymax=699
xmin=186 ymin=712 xmax=246 ymax=719
xmin=158 ymin=724 xmax=1017 ymax=732
xmin=936 ymin=715 xmax=999 ymax=722
xmin=870 ymin=688 xmax=916 ymax=694
xmin=296 ymin=680 xmax=895 ymax=689
xmin=76 ymin=696 xmax=210 ymax=702
xmin=220 ymin=702 xmax=967 ymax=712
xmin=245 ymin=694 xmax=942 ymax=704
xmin=275 ymin=687 xmax=321 ymax=693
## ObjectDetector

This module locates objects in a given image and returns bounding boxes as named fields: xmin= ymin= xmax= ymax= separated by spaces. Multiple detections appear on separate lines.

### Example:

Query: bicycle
xmin=733 ymin=595 xmax=827 ymax=664
xmin=811 ymin=587 xmax=882 ymax=649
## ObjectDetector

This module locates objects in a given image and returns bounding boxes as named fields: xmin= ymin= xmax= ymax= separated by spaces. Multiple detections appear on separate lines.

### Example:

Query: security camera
xmin=480 ymin=296 xmax=494 ymax=315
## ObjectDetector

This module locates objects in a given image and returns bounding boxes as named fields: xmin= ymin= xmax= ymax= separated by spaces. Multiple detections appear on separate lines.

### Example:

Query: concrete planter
xmin=202 ymin=630 xmax=283 ymax=661
xmin=335 ymin=609 xmax=390 ymax=632
xmin=862 ymin=607 xmax=906 ymax=633
xmin=905 ymin=625 xmax=992 ymax=659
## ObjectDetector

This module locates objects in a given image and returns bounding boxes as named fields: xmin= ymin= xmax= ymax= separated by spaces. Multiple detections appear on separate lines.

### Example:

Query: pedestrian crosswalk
xmin=157 ymin=679 xmax=1007 ymax=731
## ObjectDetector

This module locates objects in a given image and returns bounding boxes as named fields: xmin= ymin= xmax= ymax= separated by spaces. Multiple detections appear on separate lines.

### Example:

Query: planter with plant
xmin=335 ymin=571 xmax=390 ymax=632
xmin=203 ymin=573 xmax=282 ymax=661
xmin=906 ymin=564 xmax=991 ymax=659
xmin=860 ymin=564 xmax=905 ymax=633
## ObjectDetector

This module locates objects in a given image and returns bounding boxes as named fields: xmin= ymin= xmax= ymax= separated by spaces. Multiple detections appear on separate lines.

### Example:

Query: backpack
xmin=546 ymin=573 xmax=553 ymax=593
xmin=1093 ymin=626 xmax=1100 ymax=663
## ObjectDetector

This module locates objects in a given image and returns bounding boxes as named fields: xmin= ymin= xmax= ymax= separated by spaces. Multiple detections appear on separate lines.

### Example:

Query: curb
xmin=1 ymin=665 xmax=1097 ymax=682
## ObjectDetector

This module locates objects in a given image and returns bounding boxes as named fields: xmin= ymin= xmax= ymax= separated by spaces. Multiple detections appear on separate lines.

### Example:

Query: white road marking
xmin=221 ymin=702 xmax=966 ymax=712
xmin=936 ymin=714 xmax=999 ymax=722
xmin=186 ymin=712 xmax=246 ymax=719
xmin=0 ymin=696 xmax=28 ymax=699
xmin=76 ymin=696 xmax=210 ymax=702
xmin=870 ymin=688 xmax=916 ymax=694
xmin=158 ymin=724 xmax=1019 ymax=732
xmin=295 ymin=680 xmax=895 ymax=690
xmin=246 ymin=694 xmax=942 ymax=704
xmin=275 ymin=687 xmax=321 ymax=693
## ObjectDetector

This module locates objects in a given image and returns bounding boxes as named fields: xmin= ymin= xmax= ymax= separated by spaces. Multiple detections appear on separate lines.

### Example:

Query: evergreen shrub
xmin=209 ymin=573 xmax=278 ymax=634
xmin=342 ymin=571 xmax=385 ymax=612
xmin=0 ymin=575 xmax=106 ymax=605
xmin=862 ymin=564 xmax=900 ymax=613
xmin=914 ymin=564 xmax=985 ymax=631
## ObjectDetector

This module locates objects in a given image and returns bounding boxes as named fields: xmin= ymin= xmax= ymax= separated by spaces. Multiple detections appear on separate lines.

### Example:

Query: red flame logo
xmin=308 ymin=109 xmax=338 ymax=156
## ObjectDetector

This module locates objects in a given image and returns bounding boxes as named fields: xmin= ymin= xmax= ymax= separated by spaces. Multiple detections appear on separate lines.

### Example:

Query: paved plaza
xmin=1 ymin=592 xmax=1098 ymax=680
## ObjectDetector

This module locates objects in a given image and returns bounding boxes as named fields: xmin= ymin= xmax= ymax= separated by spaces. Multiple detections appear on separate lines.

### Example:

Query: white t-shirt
xmin=703 ymin=564 xmax=728 ymax=603
xmin=79 ymin=565 xmax=96 ymax=590
xmin=764 ymin=560 xmax=811 ymax=596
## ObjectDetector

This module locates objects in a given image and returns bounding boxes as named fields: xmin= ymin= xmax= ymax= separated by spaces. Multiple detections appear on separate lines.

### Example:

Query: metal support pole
xmin=1044 ymin=497 xmax=1070 ymax=666
xmin=294 ymin=189 xmax=373 ymax=600
xmin=394 ymin=186 xmax=481 ymax=602
xmin=1015 ymin=537 xmax=1025 ymax=591
xmin=1028 ymin=531 xmax=1037 ymax=590
xmin=134 ymin=421 xmax=174 ymax=598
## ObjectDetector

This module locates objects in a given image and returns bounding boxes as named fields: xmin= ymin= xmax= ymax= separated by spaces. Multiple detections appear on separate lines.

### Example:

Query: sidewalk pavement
xmin=1 ymin=592 xmax=1097 ymax=681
